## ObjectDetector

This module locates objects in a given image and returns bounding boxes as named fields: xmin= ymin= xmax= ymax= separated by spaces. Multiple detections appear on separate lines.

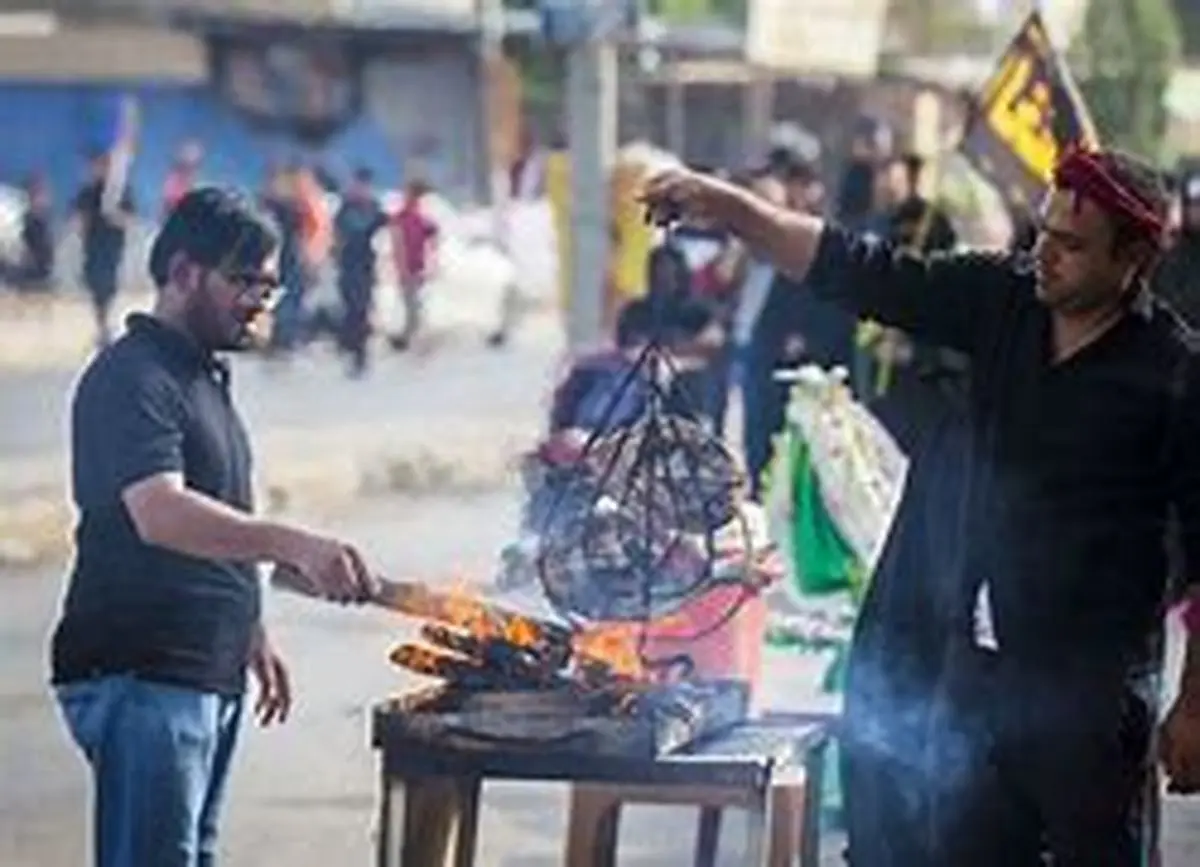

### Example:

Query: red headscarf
xmin=1052 ymin=147 xmax=1166 ymax=247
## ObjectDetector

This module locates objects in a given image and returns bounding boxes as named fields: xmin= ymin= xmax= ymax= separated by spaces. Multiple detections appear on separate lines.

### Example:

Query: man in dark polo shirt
xmin=645 ymin=148 xmax=1200 ymax=864
xmin=50 ymin=187 xmax=377 ymax=867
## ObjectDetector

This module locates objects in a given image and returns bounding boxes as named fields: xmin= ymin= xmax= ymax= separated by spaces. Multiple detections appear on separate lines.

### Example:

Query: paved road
xmin=3 ymin=493 xmax=1200 ymax=866
xmin=3 ymin=300 xmax=1200 ymax=864
xmin=0 ymin=317 xmax=562 ymax=463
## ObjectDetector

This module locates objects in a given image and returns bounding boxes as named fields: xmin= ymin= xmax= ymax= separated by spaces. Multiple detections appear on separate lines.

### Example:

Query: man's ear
xmin=168 ymin=252 xmax=195 ymax=293
xmin=1118 ymin=243 xmax=1156 ymax=295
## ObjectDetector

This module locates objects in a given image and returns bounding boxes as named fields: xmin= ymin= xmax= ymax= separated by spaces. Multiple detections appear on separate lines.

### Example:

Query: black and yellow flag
xmin=960 ymin=11 xmax=1098 ymax=214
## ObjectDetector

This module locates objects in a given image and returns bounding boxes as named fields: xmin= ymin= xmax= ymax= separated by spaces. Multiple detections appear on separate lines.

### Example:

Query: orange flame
xmin=572 ymin=623 xmax=646 ymax=679
xmin=428 ymin=584 xmax=696 ymax=684
xmin=438 ymin=582 xmax=552 ymax=651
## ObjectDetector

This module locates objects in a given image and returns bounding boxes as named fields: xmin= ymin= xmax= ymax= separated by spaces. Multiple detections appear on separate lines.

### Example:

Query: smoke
xmin=843 ymin=648 xmax=995 ymax=835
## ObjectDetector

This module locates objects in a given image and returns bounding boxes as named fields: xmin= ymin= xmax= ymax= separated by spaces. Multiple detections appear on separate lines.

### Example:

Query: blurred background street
xmin=5 ymin=0 xmax=1200 ymax=864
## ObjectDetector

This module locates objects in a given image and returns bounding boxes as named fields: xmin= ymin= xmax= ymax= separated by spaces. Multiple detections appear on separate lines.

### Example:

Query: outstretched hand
xmin=640 ymin=166 xmax=727 ymax=228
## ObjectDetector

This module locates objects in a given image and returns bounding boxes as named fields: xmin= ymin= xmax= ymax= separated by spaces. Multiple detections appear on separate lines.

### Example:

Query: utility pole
xmin=543 ymin=0 xmax=622 ymax=353
xmin=565 ymin=28 xmax=618 ymax=352
xmin=476 ymin=0 xmax=508 ymax=208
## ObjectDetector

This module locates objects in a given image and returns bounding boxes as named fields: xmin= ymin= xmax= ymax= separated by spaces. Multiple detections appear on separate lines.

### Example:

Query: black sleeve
xmin=1170 ymin=350 xmax=1200 ymax=590
xmin=549 ymin=367 xmax=596 ymax=432
xmin=75 ymin=361 xmax=187 ymax=498
xmin=805 ymin=223 xmax=1013 ymax=355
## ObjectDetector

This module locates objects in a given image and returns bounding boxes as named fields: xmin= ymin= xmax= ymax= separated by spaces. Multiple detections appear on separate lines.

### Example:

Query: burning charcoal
xmin=392 ymin=635 xmax=573 ymax=692
xmin=389 ymin=643 xmax=483 ymax=682
xmin=421 ymin=623 xmax=485 ymax=659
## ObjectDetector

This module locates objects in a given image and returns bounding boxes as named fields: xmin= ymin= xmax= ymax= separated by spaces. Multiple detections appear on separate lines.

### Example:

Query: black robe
xmin=840 ymin=390 xmax=971 ymax=866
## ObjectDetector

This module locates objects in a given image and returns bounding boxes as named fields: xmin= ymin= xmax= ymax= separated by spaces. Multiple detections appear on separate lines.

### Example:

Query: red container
xmin=638 ymin=584 xmax=767 ymax=700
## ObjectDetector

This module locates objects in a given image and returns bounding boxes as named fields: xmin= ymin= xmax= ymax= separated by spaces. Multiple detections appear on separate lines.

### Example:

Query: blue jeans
xmin=56 ymin=675 xmax=244 ymax=867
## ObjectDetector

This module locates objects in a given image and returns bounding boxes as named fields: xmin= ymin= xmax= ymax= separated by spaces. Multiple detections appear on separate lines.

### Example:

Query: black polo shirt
xmin=806 ymin=225 xmax=1200 ymax=668
xmin=51 ymin=314 xmax=259 ymax=695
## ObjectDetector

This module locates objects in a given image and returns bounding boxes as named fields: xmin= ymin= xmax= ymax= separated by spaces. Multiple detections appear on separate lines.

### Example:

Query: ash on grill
xmin=386 ymin=601 xmax=748 ymax=758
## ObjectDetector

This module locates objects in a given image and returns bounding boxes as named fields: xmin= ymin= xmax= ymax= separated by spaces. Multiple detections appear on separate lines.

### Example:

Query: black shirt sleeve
xmin=1170 ymin=351 xmax=1200 ymax=589
xmin=549 ymin=366 xmax=597 ymax=432
xmin=806 ymin=223 xmax=1014 ymax=355
xmin=75 ymin=359 xmax=187 ymax=498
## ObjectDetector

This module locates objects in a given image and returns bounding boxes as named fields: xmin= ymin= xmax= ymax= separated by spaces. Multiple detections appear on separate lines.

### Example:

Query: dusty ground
xmin=0 ymin=493 xmax=847 ymax=867
xmin=2 ymin=293 xmax=1200 ymax=865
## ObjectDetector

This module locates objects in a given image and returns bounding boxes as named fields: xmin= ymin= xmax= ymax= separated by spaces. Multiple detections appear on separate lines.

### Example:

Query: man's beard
xmin=185 ymin=299 xmax=254 ymax=353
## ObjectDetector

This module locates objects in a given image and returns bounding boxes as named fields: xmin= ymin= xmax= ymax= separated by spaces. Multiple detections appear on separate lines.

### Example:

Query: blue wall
xmin=0 ymin=82 xmax=401 ymax=216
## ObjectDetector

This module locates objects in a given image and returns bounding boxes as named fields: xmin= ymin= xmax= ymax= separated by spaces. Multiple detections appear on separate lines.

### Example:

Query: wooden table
xmin=370 ymin=702 xmax=833 ymax=867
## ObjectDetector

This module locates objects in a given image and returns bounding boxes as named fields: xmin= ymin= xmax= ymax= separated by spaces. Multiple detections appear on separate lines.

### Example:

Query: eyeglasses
xmin=221 ymin=269 xmax=282 ymax=310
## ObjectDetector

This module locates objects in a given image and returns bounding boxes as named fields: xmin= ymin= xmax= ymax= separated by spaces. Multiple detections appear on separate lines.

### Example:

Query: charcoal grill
xmin=371 ymin=690 xmax=835 ymax=867
xmin=376 ymin=678 xmax=749 ymax=760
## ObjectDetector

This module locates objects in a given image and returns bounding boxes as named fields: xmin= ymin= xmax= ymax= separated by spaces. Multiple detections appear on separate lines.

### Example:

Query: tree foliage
xmin=1072 ymin=0 xmax=1181 ymax=159
xmin=886 ymin=0 xmax=994 ymax=55
xmin=1172 ymin=0 xmax=1200 ymax=57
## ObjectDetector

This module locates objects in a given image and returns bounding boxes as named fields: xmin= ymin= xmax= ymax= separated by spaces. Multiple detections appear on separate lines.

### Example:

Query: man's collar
xmin=126 ymin=313 xmax=226 ymax=376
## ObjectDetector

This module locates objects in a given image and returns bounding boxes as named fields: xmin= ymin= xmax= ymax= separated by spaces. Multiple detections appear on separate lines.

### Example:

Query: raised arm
xmin=642 ymin=167 xmax=1013 ymax=355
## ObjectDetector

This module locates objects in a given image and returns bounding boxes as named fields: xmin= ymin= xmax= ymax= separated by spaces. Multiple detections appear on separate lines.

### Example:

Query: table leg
xmin=376 ymin=770 xmax=406 ymax=867
xmin=453 ymin=777 xmax=482 ymax=867
xmin=767 ymin=786 xmax=805 ymax=867
xmin=694 ymin=807 xmax=723 ymax=867
xmin=743 ymin=791 xmax=768 ymax=867
xmin=405 ymin=777 xmax=472 ymax=867
xmin=800 ymin=741 xmax=829 ymax=867
xmin=565 ymin=785 xmax=622 ymax=867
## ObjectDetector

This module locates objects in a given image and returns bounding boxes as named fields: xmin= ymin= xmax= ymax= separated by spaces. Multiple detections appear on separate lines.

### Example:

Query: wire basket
xmin=532 ymin=263 xmax=757 ymax=631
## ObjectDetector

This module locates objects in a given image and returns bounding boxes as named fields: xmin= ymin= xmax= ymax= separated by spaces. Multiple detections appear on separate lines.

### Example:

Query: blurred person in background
xmin=333 ymin=167 xmax=387 ymax=377
xmin=664 ymin=164 xmax=738 ymax=435
xmin=509 ymin=125 xmax=547 ymax=200
xmin=260 ymin=163 xmax=307 ymax=356
xmin=863 ymin=153 xmax=965 ymax=453
xmin=162 ymin=140 xmax=204 ymax=219
xmin=836 ymin=119 xmax=891 ymax=231
xmin=884 ymin=153 xmax=957 ymax=252
xmin=296 ymin=164 xmax=333 ymax=281
xmin=387 ymin=177 xmax=440 ymax=352
xmin=549 ymin=297 xmax=660 ymax=435
xmin=735 ymin=164 xmax=856 ymax=498
xmin=1154 ymin=170 xmax=1200 ymax=327
xmin=73 ymin=151 xmax=135 ymax=349
xmin=296 ymin=164 xmax=335 ymax=344
xmin=0 ymin=171 xmax=55 ymax=296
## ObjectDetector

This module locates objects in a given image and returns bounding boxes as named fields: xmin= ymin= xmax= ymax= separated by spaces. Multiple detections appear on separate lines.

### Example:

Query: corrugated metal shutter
xmin=362 ymin=49 xmax=482 ymax=202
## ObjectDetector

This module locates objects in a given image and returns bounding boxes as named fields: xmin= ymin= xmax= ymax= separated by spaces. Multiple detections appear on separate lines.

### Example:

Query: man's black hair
xmin=782 ymin=160 xmax=818 ymax=185
xmin=148 ymin=186 xmax=279 ymax=289
xmin=898 ymin=153 xmax=925 ymax=190
xmin=1094 ymin=149 xmax=1169 ymax=253
xmin=353 ymin=166 xmax=374 ymax=183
